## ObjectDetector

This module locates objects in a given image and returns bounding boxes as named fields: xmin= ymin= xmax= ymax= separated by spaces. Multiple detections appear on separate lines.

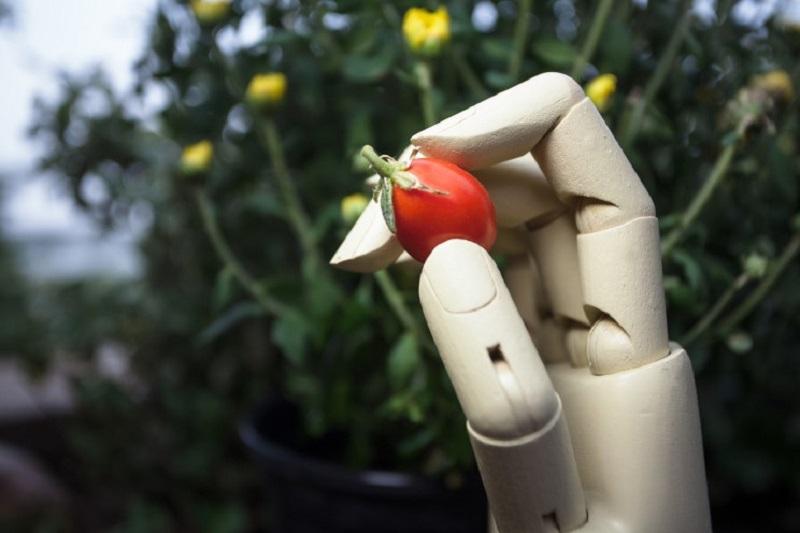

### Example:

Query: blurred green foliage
xmin=0 ymin=191 xmax=47 ymax=371
xmin=10 ymin=0 xmax=800 ymax=531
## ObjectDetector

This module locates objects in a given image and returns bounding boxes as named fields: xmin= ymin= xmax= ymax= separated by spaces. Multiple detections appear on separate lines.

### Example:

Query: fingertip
xmin=420 ymin=240 xmax=498 ymax=314
xmin=411 ymin=72 xmax=586 ymax=171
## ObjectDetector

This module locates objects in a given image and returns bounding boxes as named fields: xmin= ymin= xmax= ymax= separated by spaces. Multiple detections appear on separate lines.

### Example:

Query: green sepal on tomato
xmin=361 ymin=145 xmax=497 ymax=262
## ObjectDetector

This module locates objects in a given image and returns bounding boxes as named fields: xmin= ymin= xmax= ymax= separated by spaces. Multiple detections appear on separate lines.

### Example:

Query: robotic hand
xmin=331 ymin=73 xmax=712 ymax=533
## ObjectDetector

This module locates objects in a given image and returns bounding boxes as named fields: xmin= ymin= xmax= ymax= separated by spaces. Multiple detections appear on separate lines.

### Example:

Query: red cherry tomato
xmin=392 ymin=157 xmax=496 ymax=262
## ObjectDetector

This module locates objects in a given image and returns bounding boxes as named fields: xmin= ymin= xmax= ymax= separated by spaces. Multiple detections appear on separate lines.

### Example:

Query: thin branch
xmin=414 ymin=61 xmax=436 ymax=127
xmin=661 ymin=129 xmax=744 ymax=258
xmin=682 ymin=272 xmax=750 ymax=346
xmin=619 ymin=5 xmax=693 ymax=148
xmin=508 ymin=0 xmax=532 ymax=83
xmin=374 ymin=269 xmax=433 ymax=352
xmin=452 ymin=48 xmax=489 ymax=99
xmin=570 ymin=0 xmax=615 ymax=80
xmin=716 ymin=231 xmax=800 ymax=335
xmin=257 ymin=118 xmax=323 ymax=272
xmin=194 ymin=187 xmax=288 ymax=316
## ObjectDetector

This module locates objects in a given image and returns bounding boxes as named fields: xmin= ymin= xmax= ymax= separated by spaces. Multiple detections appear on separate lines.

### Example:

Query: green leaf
xmin=345 ymin=109 xmax=374 ymax=154
xmin=598 ymin=20 xmax=633 ymax=76
xmin=397 ymin=427 xmax=436 ymax=456
xmin=387 ymin=332 xmax=419 ymax=389
xmin=394 ymin=67 xmax=418 ymax=86
xmin=197 ymin=302 xmax=264 ymax=346
xmin=767 ymin=141 xmax=797 ymax=200
xmin=484 ymin=70 xmax=513 ymax=90
xmin=311 ymin=203 xmax=340 ymax=243
xmin=305 ymin=273 xmax=343 ymax=324
xmin=380 ymin=178 xmax=396 ymax=232
xmin=664 ymin=276 xmax=702 ymax=313
xmin=272 ymin=310 xmax=310 ymax=366
xmin=672 ymin=249 xmax=705 ymax=290
xmin=199 ymin=502 xmax=247 ymax=533
xmin=212 ymin=266 xmax=236 ymax=311
xmin=343 ymin=39 xmax=397 ymax=83
xmin=121 ymin=499 xmax=171 ymax=533
xmin=480 ymin=37 xmax=514 ymax=62
xmin=242 ymin=190 xmax=282 ymax=217
xmin=266 ymin=30 xmax=298 ymax=45
xmin=530 ymin=38 xmax=577 ymax=68
xmin=348 ymin=25 xmax=378 ymax=54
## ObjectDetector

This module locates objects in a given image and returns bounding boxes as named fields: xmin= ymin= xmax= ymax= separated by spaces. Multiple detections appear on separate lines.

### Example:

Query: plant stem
xmin=194 ymin=188 xmax=288 ymax=316
xmin=258 ymin=118 xmax=322 ymax=271
xmin=619 ymin=5 xmax=692 ymax=148
xmin=452 ymin=48 xmax=489 ymax=99
xmin=682 ymin=272 xmax=750 ymax=346
xmin=661 ymin=132 xmax=742 ymax=258
xmin=716 ymin=231 xmax=800 ymax=335
xmin=414 ymin=61 xmax=436 ymax=127
xmin=570 ymin=0 xmax=615 ymax=80
xmin=374 ymin=269 xmax=434 ymax=352
xmin=508 ymin=0 xmax=532 ymax=83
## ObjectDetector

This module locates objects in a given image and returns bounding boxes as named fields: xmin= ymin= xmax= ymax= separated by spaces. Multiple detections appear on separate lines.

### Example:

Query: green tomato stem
xmin=360 ymin=146 xmax=416 ymax=189
xmin=361 ymin=145 xmax=399 ymax=179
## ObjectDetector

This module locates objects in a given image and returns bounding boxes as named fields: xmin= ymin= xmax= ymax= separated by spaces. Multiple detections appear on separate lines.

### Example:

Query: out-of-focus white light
xmin=472 ymin=1 xmax=498 ymax=32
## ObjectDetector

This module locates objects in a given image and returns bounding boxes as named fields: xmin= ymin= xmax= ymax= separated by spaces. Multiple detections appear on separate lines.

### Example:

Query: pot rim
xmin=239 ymin=401 xmax=481 ymax=500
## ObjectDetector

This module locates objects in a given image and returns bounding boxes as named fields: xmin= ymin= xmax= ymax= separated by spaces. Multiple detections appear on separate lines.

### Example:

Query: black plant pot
xmin=241 ymin=398 xmax=487 ymax=533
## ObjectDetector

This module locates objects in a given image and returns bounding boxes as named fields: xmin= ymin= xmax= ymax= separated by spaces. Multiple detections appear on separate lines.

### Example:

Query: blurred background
xmin=0 ymin=0 xmax=799 ymax=531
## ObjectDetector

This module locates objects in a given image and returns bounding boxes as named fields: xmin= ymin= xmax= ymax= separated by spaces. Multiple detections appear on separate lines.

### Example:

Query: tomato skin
xmin=392 ymin=157 xmax=497 ymax=262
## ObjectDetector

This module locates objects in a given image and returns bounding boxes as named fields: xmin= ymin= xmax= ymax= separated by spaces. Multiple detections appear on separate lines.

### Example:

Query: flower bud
xmin=726 ymin=331 xmax=753 ymax=354
xmin=190 ymin=0 xmax=230 ymax=25
xmin=340 ymin=193 xmax=369 ymax=225
xmin=402 ymin=7 xmax=451 ymax=58
xmin=725 ymin=70 xmax=794 ymax=135
xmin=246 ymin=73 xmax=288 ymax=110
xmin=752 ymin=70 xmax=794 ymax=104
xmin=586 ymin=74 xmax=617 ymax=112
xmin=743 ymin=253 xmax=768 ymax=279
xmin=181 ymin=140 xmax=214 ymax=176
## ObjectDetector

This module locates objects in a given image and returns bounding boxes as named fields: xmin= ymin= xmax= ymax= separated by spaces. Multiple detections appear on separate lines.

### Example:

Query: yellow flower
xmin=190 ymin=0 xmax=230 ymax=25
xmin=181 ymin=140 xmax=214 ymax=175
xmin=340 ymin=193 xmax=369 ymax=225
xmin=402 ymin=7 xmax=451 ymax=57
xmin=752 ymin=70 xmax=794 ymax=103
xmin=246 ymin=73 xmax=288 ymax=108
xmin=586 ymin=74 xmax=617 ymax=112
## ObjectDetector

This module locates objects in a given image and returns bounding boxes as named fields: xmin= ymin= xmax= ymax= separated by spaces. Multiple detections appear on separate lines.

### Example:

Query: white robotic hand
xmin=331 ymin=73 xmax=712 ymax=533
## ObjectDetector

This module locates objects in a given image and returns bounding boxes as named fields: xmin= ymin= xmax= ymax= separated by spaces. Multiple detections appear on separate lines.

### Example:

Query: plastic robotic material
xmin=331 ymin=73 xmax=712 ymax=533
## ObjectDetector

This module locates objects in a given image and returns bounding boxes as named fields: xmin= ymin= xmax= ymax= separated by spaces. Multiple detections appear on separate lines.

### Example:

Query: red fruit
xmin=391 ymin=157 xmax=496 ymax=262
